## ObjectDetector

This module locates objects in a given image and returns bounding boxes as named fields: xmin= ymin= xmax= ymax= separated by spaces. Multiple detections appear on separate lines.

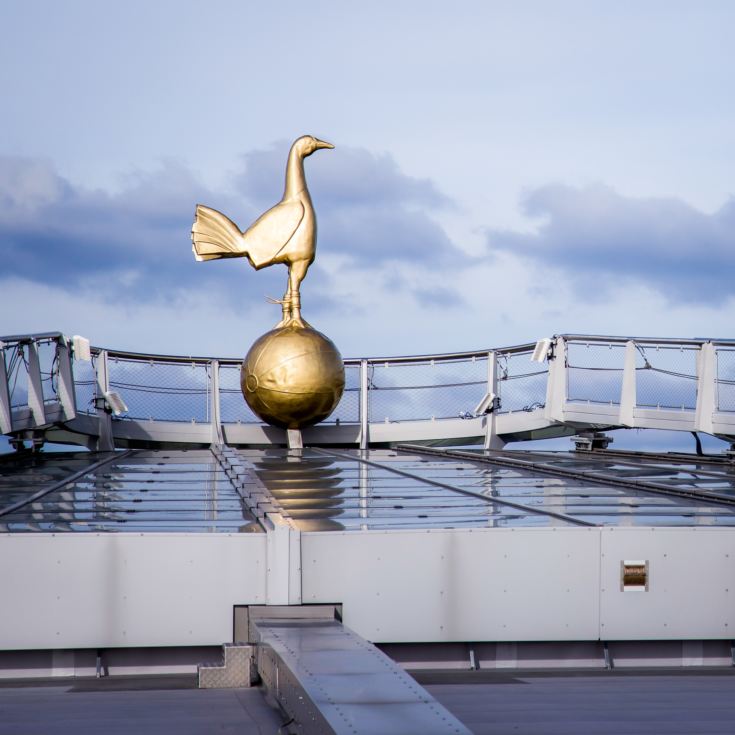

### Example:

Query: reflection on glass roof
xmin=0 ymin=450 xmax=260 ymax=533
xmin=2 ymin=446 xmax=735 ymax=533
xmin=243 ymin=448 xmax=569 ymax=532
xmin=244 ymin=448 xmax=735 ymax=531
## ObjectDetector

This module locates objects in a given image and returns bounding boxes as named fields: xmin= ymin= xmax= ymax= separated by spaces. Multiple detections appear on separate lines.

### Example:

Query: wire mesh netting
xmin=5 ymin=339 xmax=68 ymax=410
xmin=635 ymin=344 xmax=698 ymax=410
xmin=37 ymin=340 xmax=59 ymax=405
xmin=73 ymin=357 xmax=97 ymax=414
xmin=716 ymin=348 xmax=735 ymax=412
xmin=5 ymin=344 xmax=29 ymax=409
xmin=368 ymin=357 xmax=487 ymax=422
xmin=107 ymin=358 xmax=210 ymax=422
xmin=566 ymin=342 xmax=625 ymax=405
xmin=325 ymin=363 xmax=360 ymax=424
xmin=219 ymin=363 xmax=260 ymax=424
xmin=496 ymin=350 xmax=547 ymax=413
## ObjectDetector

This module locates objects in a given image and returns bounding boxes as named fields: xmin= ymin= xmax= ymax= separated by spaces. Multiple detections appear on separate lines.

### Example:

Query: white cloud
xmin=489 ymin=184 xmax=735 ymax=305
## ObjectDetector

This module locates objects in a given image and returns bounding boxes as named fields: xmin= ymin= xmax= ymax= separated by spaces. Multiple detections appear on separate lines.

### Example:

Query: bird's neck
xmin=284 ymin=147 xmax=308 ymax=200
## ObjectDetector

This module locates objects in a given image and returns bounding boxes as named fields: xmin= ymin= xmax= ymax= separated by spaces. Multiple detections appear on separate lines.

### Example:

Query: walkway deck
xmin=421 ymin=669 xmax=735 ymax=735
xmin=0 ymin=675 xmax=283 ymax=735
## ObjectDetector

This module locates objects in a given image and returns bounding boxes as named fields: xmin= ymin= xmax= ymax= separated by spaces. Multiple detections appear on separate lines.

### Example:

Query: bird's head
xmin=295 ymin=135 xmax=335 ymax=157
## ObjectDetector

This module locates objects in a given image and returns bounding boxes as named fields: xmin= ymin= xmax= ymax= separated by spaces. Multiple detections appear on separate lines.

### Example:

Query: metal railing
xmin=0 ymin=333 xmax=76 ymax=439
xmin=2 ymin=332 xmax=734 ymax=448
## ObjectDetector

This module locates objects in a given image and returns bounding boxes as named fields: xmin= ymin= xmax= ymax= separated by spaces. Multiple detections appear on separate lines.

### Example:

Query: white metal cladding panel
xmin=0 ymin=533 xmax=266 ymax=650
xmin=302 ymin=528 xmax=601 ymax=643
xmin=599 ymin=528 xmax=735 ymax=640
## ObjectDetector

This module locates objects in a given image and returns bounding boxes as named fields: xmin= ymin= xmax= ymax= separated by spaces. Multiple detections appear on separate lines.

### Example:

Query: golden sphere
xmin=241 ymin=325 xmax=345 ymax=429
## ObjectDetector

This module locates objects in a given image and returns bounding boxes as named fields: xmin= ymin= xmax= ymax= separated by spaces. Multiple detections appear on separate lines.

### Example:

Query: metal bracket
xmin=603 ymin=641 xmax=613 ymax=670
xmin=573 ymin=431 xmax=613 ymax=451
xmin=287 ymin=428 xmax=303 ymax=450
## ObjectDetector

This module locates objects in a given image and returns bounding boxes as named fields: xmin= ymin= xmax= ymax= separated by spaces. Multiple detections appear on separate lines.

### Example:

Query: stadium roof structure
xmin=2 ymin=331 xmax=735 ymax=733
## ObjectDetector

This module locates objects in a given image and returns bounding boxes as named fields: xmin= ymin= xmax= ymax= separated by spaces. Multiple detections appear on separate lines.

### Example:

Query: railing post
xmin=26 ymin=340 xmax=46 ymax=427
xmin=95 ymin=350 xmax=114 ymax=451
xmin=210 ymin=360 xmax=223 ymax=445
xmin=56 ymin=337 xmax=77 ymax=421
xmin=484 ymin=351 xmax=503 ymax=450
xmin=0 ymin=342 xmax=11 ymax=434
xmin=619 ymin=340 xmax=637 ymax=427
xmin=544 ymin=337 xmax=567 ymax=423
xmin=695 ymin=342 xmax=716 ymax=435
xmin=359 ymin=359 xmax=369 ymax=450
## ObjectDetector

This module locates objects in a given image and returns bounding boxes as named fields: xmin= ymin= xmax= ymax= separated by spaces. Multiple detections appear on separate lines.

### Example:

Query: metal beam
xmin=695 ymin=342 xmax=716 ymax=435
xmin=56 ymin=338 xmax=77 ymax=421
xmin=619 ymin=340 xmax=637 ymax=427
xmin=26 ymin=341 xmax=46 ymax=427
xmin=564 ymin=446 xmax=733 ymax=466
xmin=484 ymin=350 xmax=503 ymax=450
xmin=359 ymin=358 xmax=369 ymax=449
xmin=545 ymin=336 xmax=567 ymax=423
xmin=95 ymin=350 xmax=113 ymax=452
xmin=512 ymin=445 xmax=734 ymax=484
xmin=209 ymin=360 xmax=223 ymax=444
xmin=0 ymin=343 xmax=11 ymax=434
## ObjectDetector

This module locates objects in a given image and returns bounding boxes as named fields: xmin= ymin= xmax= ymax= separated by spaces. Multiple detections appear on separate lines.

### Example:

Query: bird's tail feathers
xmin=191 ymin=205 xmax=246 ymax=261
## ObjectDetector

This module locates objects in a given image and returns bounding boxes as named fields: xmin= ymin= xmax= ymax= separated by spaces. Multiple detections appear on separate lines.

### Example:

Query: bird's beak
xmin=314 ymin=139 xmax=335 ymax=150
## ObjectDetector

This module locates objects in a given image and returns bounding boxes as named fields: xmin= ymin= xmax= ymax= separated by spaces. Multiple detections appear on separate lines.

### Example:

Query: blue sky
xmin=1 ymin=0 xmax=733 ymax=359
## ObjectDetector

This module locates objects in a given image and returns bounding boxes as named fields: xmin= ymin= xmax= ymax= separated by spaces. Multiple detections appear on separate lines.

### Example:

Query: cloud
xmin=0 ymin=144 xmax=462 ymax=316
xmin=488 ymin=184 xmax=735 ymax=305
xmin=0 ymin=155 xmax=246 ymax=301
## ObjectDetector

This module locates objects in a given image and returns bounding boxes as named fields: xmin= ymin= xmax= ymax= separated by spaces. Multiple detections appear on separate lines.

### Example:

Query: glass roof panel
xmin=0 ymin=449 xmax=261 ymax=533
xmin=4 ymin=447 xmax=735 ymax=533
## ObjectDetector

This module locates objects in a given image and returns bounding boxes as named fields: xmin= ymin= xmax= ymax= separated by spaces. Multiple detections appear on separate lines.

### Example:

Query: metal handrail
xmin=3 ymin=332 xmax=734 ymax=366
xmin=96 ymin=344 xmax=528 ymax=365
xmin=0 ymin=332 xmax=65 ymax=345
xmin=561 ymin=334 xmax=735 ymax=347
xmin=93 ymin=335 xmax=735 ymax=367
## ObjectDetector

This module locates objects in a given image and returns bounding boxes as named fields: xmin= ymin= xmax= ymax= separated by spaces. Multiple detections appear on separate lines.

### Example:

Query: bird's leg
xmin=287 ymin=262 xmax=311 ymax=329
xmin=290 ymin=293 xmax=306 ymax=328
xmin=279 ymin=294 xmax=290 ymax=326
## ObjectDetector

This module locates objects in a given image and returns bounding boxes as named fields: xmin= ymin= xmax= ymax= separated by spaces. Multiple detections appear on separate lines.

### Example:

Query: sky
xmin=1 ymin=0 xmax=734 ymax=361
